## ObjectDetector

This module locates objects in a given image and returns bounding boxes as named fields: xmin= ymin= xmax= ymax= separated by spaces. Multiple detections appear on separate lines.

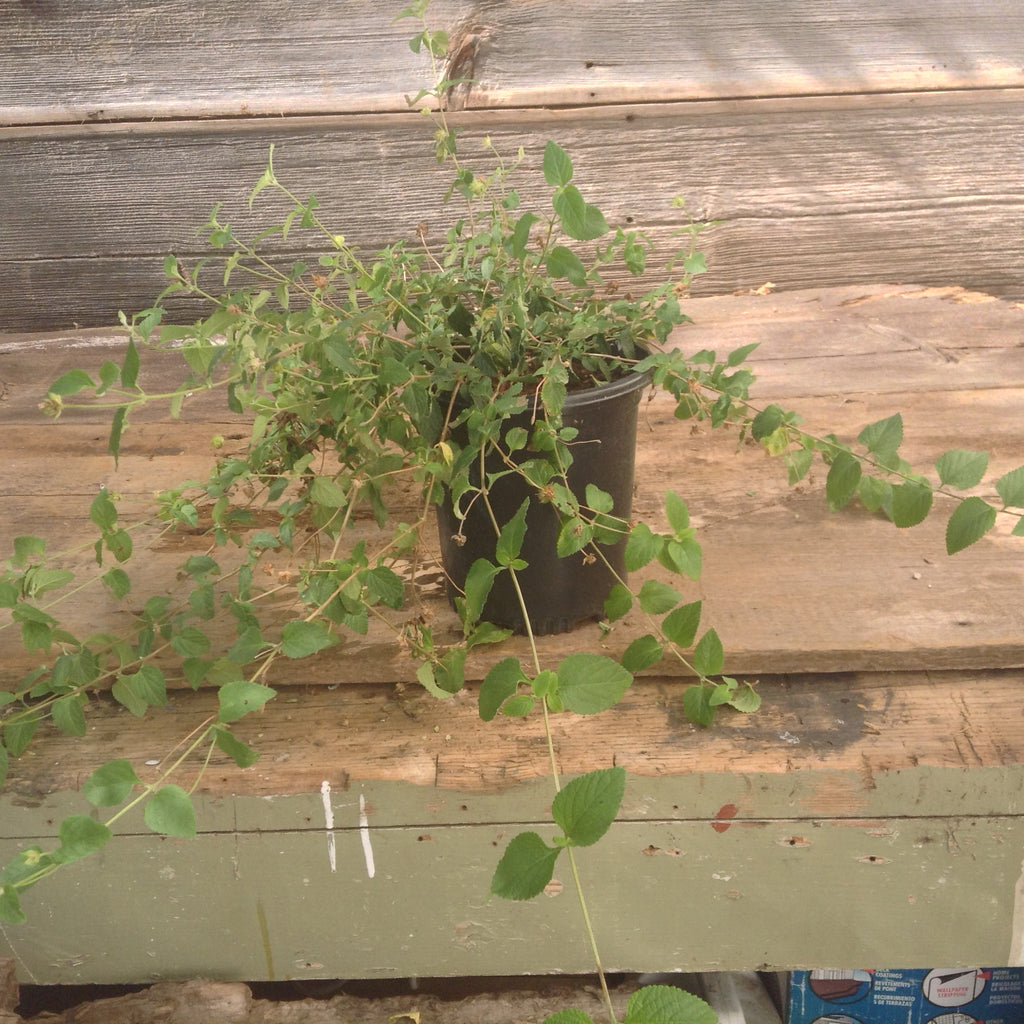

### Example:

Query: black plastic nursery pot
xmin=436 ymin=366 xmax=651 ymax=635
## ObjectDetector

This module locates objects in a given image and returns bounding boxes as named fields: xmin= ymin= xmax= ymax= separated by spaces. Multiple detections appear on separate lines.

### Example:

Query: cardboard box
xmin=788 ymin=968 xmax=1024 ymax=1024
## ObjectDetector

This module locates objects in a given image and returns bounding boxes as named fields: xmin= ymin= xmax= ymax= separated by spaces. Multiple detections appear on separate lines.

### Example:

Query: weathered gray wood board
xmin=4 ymin=90 xmax=1024 ymax=330
xmin=4 ymin=0 xmax=1023 ymax=123
xmin=2 ymin=1 xmax=1024 ymax=330
xmin=1 ymin=285 xmax=1023 ymax=982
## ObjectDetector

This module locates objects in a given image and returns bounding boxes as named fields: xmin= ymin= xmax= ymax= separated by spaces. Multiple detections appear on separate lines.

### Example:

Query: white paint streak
xmin=359 ymin=793 xmax=375 ymax=879
xmin=320 ymin=780 xmax=336 ymax=873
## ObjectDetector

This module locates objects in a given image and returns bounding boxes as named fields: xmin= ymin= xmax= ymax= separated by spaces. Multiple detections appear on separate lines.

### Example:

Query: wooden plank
xmin=3 ymin=671 xmax=1023 ymax=818
xmin=2 ymin=666 xmax=1023 ymax=981
xmin=3 ymin=91 xmax=1024 ymax=331
xmin=3 ymin=0 xmax=1024 ymax=124
xmin=0 ymin=813 xmax=1019 ymax=983
xmin=2 ymin=287 xmax=1023 ymax=688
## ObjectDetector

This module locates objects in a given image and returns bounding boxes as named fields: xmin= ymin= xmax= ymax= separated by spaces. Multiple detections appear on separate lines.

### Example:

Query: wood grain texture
xmin=1 ymin=286 xmax=1023 ymax=981
xmin=3 ymin=0 xmax=1024 ymax=124
xmin=2 ymin=285 xmax=1022 ymax=691
xmin=3 ymin=91 xmax=1024 ymax=332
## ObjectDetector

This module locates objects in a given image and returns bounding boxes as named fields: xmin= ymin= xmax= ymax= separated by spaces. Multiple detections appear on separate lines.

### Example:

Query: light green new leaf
xmin=144 ymin=785 xmax=197 ymax=838
xmin=551 ymin=766 xmax=625 ymax=847
xmin=54 ymin=815 xmax=112 ymax=864
xmin=936 ymin=449 xmax=989 ymax=490
xmin=280 ymin=619 xmax=337 ymax=658
xmin=946 ymin=496 xmax=997 ymax=555
xmin=728 ymin=680 xmax=762 ymax=714
xmin=83 ymin=759 xmax=141 ymax=807
xmin=490 ymin=831 xmax=561 ymax=900
xmin=557 ymin=653 xmax=633 ymax=714
xmin=625 ymin=985 xmax=718 ymax=1024
xmin=218 ymin=680 xmax=277 ymax=722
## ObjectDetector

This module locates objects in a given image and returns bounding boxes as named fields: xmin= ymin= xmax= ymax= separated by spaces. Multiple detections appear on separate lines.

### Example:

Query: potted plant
xmin=2 ymin=3 xmax=1022 ymax=1022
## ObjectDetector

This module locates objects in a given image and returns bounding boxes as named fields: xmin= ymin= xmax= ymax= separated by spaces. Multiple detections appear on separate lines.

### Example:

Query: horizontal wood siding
xmin=1 ymin=1 xmax=1024 ymax=329
xmin=3 ymin=91 xmax=1024 ymax=330
xmin=3 ymin=0 xmax=1024 ymax=123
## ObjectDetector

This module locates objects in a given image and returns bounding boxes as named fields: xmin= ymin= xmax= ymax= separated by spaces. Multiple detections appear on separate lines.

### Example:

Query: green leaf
xmin=996 ymin=465 xmax=1024 ymax=508
xmin=622 ymin=634 xmax=664 ymax=673
xmin=104 ymin=527 xmax=133 ymax=562
xmin=462 ymin=559 xmax=499 ymax=625
xmin=496 ymin=499 xmax=530 ymax=567
xmin=682 ymin=684 xmax=715 ymax=727
xmin=826 ymin=451 xmax=862 ymax=511
xmin=553 ymin=186 xmax=609 ymax=241
xmin=664 ymin=490 xmax=690 ymax=534
xmin=280 ymin=619 xmax=336 ymax=658
xmin=659 ymin=537 xmax=702 ymax=580
xmin=501 ymin=694 xmax=536 ymax=716
xmin=603 ymin=583 xmax=633 ymax=621
xmin=935 ymin=449 xmax=989 ymax=490
xmin=551 ymin=766 xmax=625 ymax=847
xmin=101 ymin=567 xmax=131 ymax=599
xmin=170 ymin=625 xmax=210 ymax=658
xmin=121 ymin=338 xmax=140 ymax=389
xmin=212 ymin=726 xmax=260 ymax=768
xmin=48 ymin=369 xmax=95 ymax=396
xmin=556 ymin=653 xmax=632 ymax=714
xmin=227 ymin=626 xmax=267 ymax=665
xmin=858 ymin=413 xmax=903 ymax=459
xmin=23 ymin=567 xmax=74 ymax=598
xmin=750 ymin=404 xmax=785 ymax=441
xmin=3 ymin=715 xmax=39 ymax=756
xmin=309 ymin=475 xmax=350 ymax=508
xmin=662 ymin=600 xmax=702 ymax=649
xmin=546 ymin=246 xmax=587 ymax=286
xmin=544 ymin=1011 xmax=595 ymax=1024
xmin=144 ymin=785 xmax=197 ymax=838
xmin=542 ymin=141 xmax=574 ymax=187
xmin=51 ymin=695 xmax=87 ymax=737
xmin=54 ymin=815 xmax=112 ymax=864
xmin=362 ymin=566 xmax=404 ymax=609
xmin=727 ymin=341 xmax=760 ymax=367
xmin=728 ymin=681 xmax=762 ymax=714
xmin=12 ymin=535 xmax=45 ymax=567
xmin=890 ymin=481 xmax=933 ymax=528
xmin=83 ymin=759 xmax=141 ymax=807
xmin=638 ymin=580 xmax=682 ymax=615
xmin=0 ymin=885 xmax=25 ymax=925
xmin=108 ymin=406 xmax=128 ymax=467
xmin=624 ymin=523 xmax=663 ymax=571
xmin=624 ymin=985 xmax=718 ymax=1024
xmin=479 ymin=657 xmax=527 ymax=721
xmin=218 ymin=680 xmax=277 ymax=722
xmin=946 ymin=496 xmax=997 ymax=555
xmin=490 ymin=831 xmax=561 ymax=901
xmin=0 ymin=746 xmax=6 ymax=791
xmin=692 ymin=628 xmax=724 ymax=677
